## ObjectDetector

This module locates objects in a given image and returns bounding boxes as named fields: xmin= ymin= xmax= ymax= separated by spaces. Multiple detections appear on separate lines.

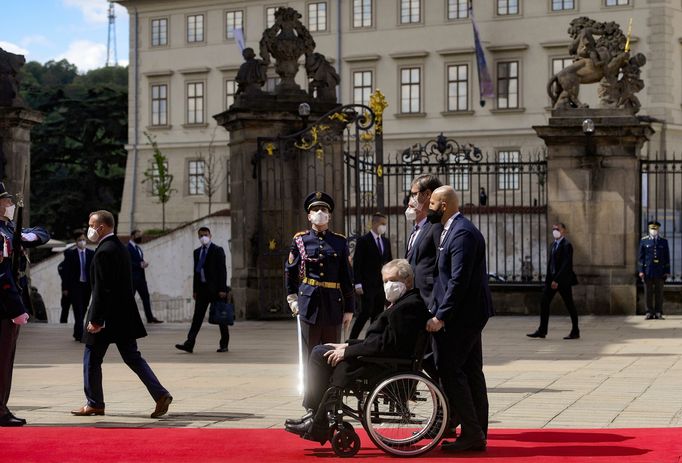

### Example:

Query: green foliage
xmin=20 ymin=60 xmax=128 ymax=239
xmin=142 ymin=132 xmax=176 ymax=230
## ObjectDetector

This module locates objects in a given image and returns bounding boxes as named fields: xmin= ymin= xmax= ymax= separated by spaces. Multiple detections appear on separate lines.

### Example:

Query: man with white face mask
xmin=285 ymin=259 xmax=431 ymax=443
xmin=60 ymin=230 xmax=94 ymax=342
xmin=639 ymin=220 xmax=670 ymax=320
xmin=349 ymin=212 xmax=392 ymax=339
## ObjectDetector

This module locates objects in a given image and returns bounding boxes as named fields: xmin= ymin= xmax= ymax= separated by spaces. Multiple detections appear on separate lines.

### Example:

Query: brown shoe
xmin=71 ymin=405 xmax=105 ymax=416
xmin=151 ymin=394 xmax=173 ymax=418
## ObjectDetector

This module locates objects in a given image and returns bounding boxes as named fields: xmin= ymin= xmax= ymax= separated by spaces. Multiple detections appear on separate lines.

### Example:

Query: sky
xmin=0 ymin=0 xmax=130 ymax=72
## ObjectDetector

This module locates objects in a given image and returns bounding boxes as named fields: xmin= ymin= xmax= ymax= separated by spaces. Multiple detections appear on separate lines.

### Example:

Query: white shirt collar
xmin=100 ymin=232 xmax=115 ymax=242
xmin=415 ymin=217 xmax=427 ymax=229
xmin=370 ymin=230 xmax=382 ymax=240
xmin=443 ymin=212 xmax=461 ymax=233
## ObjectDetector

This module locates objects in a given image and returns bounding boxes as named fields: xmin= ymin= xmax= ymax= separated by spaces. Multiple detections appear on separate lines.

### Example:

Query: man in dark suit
xmin=176 ymin=226 xmax=230 ymax=353
xmin=350 ymin=212 xmax=392 ymax=339
xmin=71 ymin=210 xmax=172 ymax=418
xmin=405 ymin=175 xmax=443 ymax=308
xmin=527 ymin=223 xmax=580 ymax=339
xmin=60 ymin=230 xmax=94 ymax=342
xmin=426 ymin=186 xmax=493 ymax=452
xmin=285 ymin=259 xmax=431 ymax=443
xmin=128 ymin=229 xmax=162 ymax=324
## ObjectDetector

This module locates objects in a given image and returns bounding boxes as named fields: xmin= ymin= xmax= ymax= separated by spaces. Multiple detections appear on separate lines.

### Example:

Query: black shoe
xmin=563 ymin=331 xmax=580 ymax=340
xmin=655 ymin=313 xmax=664 ymax=320
xmin=149 ymin=319 xmax=164 ymax=324
xmin=441 ymin=435 xmax=487 ymax=452
xmin=526 ymin=331 xmax=546 ymax=339
xmin=8 ymin=413 xmax=26 ymax=425
xmin=285 ymin=417 xmax=313 ymax=436
xmin=645 ymin=313 xmax=654 ymax=320
xmin=175 ymin=343 xmax=193 ymax=353
xmin=216 ymin=347 xmax=229 ymax=352
xmin=285 ymin=410 xmax=314 ymax=426
xmin=0 ymin=413 xmax=25 ymax=427
xmin=302 ymin=422 xmax=330 ymax=445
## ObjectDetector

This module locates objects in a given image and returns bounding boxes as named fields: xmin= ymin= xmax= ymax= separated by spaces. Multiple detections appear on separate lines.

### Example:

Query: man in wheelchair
xmin=285 ymin=258 xmax=432 ymax=444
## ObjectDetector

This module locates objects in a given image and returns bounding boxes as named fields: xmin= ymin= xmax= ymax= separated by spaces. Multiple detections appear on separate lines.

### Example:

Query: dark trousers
xmin=539 ymin=284 xmax=579 ymax=335
xmin=0 ymin=319 xmax=20 ymax=416
xmin=59 ymin=293 xmax=72 ymax=323
xmin=433 ymin=328 xmax=488 ymax=439
xmin=300 ymin=321 xmax=342 ymax=367
xmin=133 ymin=278 xmax=156 ymax=322
xmin=69 ymin=283 xmax=91 ymax=341
xmin=644 ymin=278 xmax=665 ymax=315
xmin=186 ymin=291 xmax=229 ymax=349
xmin=83 ymin=339 xmax=169 ymax=409
xmin=349 ymin=290 xmax=385 ymax=339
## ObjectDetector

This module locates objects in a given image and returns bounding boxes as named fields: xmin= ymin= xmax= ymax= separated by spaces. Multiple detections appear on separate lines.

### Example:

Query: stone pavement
xmin=10 ymin=315 xmax=682 ymax=429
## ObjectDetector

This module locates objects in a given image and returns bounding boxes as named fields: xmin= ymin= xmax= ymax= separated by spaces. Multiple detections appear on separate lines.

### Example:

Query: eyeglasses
xmin=409 ymin=190 xmax=424 ymax=199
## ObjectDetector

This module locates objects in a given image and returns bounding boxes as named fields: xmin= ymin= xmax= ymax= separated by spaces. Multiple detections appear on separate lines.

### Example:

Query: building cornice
xmin=343 ymin=54 xmax=381 ymax=62
xmin=143 ymin=70 xmax=174 ymax=78
xmin=389 ymin=51 xmax=429 ymax=60
xmin=437 ymin=47 xmax=475 ymax=56
xmin=486 ymin=44 xmax=529 ymax=52
xmin=178 ymin=67 xmax=211 ymax=75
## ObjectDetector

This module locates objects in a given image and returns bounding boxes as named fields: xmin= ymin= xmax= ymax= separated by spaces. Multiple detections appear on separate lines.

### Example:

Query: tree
xmin=143 ymin=132 xmax=175 ymax=230
xmin=198 ymin=128 xmax=228 ymax=214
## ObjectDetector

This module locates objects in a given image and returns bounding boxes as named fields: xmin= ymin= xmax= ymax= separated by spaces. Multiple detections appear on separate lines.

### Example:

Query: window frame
xmin=352 ymin=69 xmax=374 ymax=106
xmin=446 ymin=62 xmax=470 ymax=112
xmin=495 ymin=60 xmax=520 ymax=110
xmin=225 ymin=78 xmax=237 ymax=110
xmin=307 ymin=1 xmax=329 ymax=33
xmin=225 ymin=9 xmax=245 ymax=41
xmin=352 ymin=0 xmax=374 ymax=29
xmin=496 ymin=0 xmax=520 ymax=16
xmin=187 ymin=159 xmax=207 ymax=196
xmin=148 ymin=158 xmax=170 ymax=196
xmin=185 ymin=80 xmax=206 ymax=126
xmin=186 ymin=13 xmax=205 ymax=44
xmin=398 ymin=0 xmax=422 ymax=25
xmin=604 ymin=0 xmax=629 ymax=6
xmin=399 ymin=65 xmax=423 ymax=114
xmin=446 ymin=0 xmax=469 ymax=20
xmin=150 ymin=82 xmax=169 ymax=127
xmin=150 ymin=17 xmax=169 ymax=48
xmin=265 ymin=5 xmax=283 ymax=29
xmin=497 ymin=149 xmax=521 ymax=191
xmin=550 ymin=0 xmax=575 ymax=11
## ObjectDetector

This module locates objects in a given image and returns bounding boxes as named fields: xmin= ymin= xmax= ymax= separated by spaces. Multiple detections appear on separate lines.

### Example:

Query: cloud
xmin=0 ymin=41 xmax=29 ymax=56
xmin=57 ymin=40 xmax=107 ymax=72
xmin=63 ymin=0 xmax=109 ymax=25
xmin=20 ymin=35 xmax=51 ymax=49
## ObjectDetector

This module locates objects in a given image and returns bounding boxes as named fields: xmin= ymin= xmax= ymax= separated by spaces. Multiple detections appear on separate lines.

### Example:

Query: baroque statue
xmin=259 ymin=7 xmax=316 ymax=95
xmin=305 ymin=52 xmax=339 ymax=102
xmin=0 ymin=48 xmax=26 ymax=107
xmin=235 ymin=47 xmax=267 ymax=98
xmin=547 ymin=17 xmax=646 ymax=113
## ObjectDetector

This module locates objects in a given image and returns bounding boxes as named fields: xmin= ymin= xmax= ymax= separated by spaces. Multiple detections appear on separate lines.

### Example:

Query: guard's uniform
xmin=639 ymin=221 xmax=670 ymax=318
xmin=285 ymin=192 xmax=354 ymax=362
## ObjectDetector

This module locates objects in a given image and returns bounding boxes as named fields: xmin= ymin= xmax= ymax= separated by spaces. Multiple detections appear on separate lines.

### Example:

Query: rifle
xmin=11 ymin=164 xmax=27 ymax=286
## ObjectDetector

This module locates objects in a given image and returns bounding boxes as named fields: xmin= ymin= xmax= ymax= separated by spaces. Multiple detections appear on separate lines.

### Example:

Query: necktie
xmin=196 ymin=246 xmax=207 ymax=272
xmin=439 ymin=228 xmax=448 ymax=246
xmin=376 ymin=236 xmax=383 ymax=255
xmin=137 ymin=244 xmax=143 ymax=259
xmin=79 ymin=250 xmax=86 ymax=282
xmin=407 ymin=225 xmax=420 ymax=252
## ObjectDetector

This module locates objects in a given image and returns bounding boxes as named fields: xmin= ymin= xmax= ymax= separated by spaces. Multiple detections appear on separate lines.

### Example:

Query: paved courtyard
xmin=10 ymin=315 xmax=682 ymax=429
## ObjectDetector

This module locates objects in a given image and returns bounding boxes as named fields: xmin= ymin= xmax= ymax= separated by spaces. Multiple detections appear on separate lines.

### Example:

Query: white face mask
xmin=650 ymin=229 xmax=659 ymax=237
xmin=552 ymin=230 xmax=562 ymax=240
xmin=384 ymin=280 xmax=407 ymax=303
xmin=377 ymin=224 xmax=387 ymax=235
xmin=309 ymin=210 xmax=330 ymax=226
xmin=77 ymin=240 xmax=87 ymax=249
xmin=3 ymin=204 xmax=15 ymax=221
xmin=199 ymin=236 xmax=211 ymax=246
xmin=404 ymin=207 xmax=417 ymax=222
xmin=87 ymin=227 xmax=100 ymax=243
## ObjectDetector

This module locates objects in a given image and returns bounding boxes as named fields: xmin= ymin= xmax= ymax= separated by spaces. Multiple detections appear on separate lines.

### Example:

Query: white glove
xmin=12 ymin=313 xmax=29 ymax=325
xmin=287 ymin=294 xmax=299 ymax=315
xmin=354 ymin=284 xmax=364 ymax=296
xmin=21 ymin=232 xmax=38 ymax=242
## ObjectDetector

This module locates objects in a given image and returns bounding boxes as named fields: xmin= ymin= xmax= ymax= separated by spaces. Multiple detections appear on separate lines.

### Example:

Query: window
xmin=497 ymin=0 xmax=519 ymax=15
xmin=266 ymin=7 xmax=279 ymax=28
xmin=151 ymin=84 xmax=168 ymax=126
xmin=605 ymin=0 xmax=628 ymax=5
xmin=188 ymin=160 xmax=206 ymax=195
xmin=353 ymin=0 xmax=372 ymax=28
xmin=149 ymin=160 xmax=169 ymax=195
xmin=151 ymin=18 xmax=168 ymax=46
xmin=353 ymin=71 xmax=373 ymax=106
xmin=308 ymin=2 xmax=327 ymax=32
xmin=449 ymin=163 xmax=470 ymax=191
xmin=187 ymin=82 xmax=204 ymax=124
xmin=447 ymin=64 xmax=468 ymax=111
xmin=400 ymin=67 xmax=421 ymax=113
xmin=226 ymin=10 xmax=244 ymax=39
xmin=400 ymin=0 xmax=420 ymax=24
xmin=226 ymin=79 xmax=237 ymax=108
xmin=359 ymin=155 xmax=374 ymax=193
xmin=265 ymin=76 xmax=281 ymax=92
xmin=497 ymin=61 xmax=519 ymax=109
xmin=552 ymin=57 xmax=573 ymax=75
xmin=187 ymin=14 xmax=204 ymax=42
xmin=448 ymin=0 xmax=469 ymax=19
xmin=498 ymin=150 xmax=520 ymax=190
xmin=551 ymin=0 xmax=574 ymax=10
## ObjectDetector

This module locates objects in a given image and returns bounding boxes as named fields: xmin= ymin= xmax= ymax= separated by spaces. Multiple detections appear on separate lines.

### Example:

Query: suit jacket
xmin=127 ymin=241 xmax=147 ymax=283
xmin=546 ymin=238 xmax=578 ymax=287
xmin=353 ymin=232 xmax=392 ymax=295
xmin=431 ymin=214 xmax=494 ymax=329
xmin=406 ymin=221 xmax=442 ymax=308
xmin=60 ymin=247 xmax=94 ymax=291
xmin=83 ymin=235 xmax=147 ymax=344
xmin=638 ymin=235 xmax=670 ymax=279
xmin=193 ymin=242 xmax=228 ymax=300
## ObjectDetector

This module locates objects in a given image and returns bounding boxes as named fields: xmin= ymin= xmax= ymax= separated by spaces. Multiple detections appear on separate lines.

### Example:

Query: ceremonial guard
xmin=0 ymin=181 xmax=49 ymax=426
xmin=639 ymin=221 xmax=670 ymax=319
xmin=285 ymin=192 xmax=355 ymax=362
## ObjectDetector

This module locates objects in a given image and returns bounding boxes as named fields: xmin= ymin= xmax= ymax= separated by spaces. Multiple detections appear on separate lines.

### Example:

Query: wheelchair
xmin=317 ymin=332 xmax=449 ymax=458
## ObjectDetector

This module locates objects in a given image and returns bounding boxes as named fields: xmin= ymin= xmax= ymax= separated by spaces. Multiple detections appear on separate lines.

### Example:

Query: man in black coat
xmin=350 ymin=212 xmax=392 ymax=339
xmin=527 ymin=223 xmax=580 ymax=339
xmin=405 ymin=175 xmax=443 ymax=308
xmin=60 ymin=230 xmax=94 ymax=341
xmin=128 ymin=229 xmax=162 ymax=323
xmin=71 ymin=210 xmax=172 ymax=418
xmin=176 ymin=226 xmax=230 ymax=353
xmin=427 ymin=186 xmax=494 ymax=452
xmin=285 ymin=258 xmax=431 ymax=443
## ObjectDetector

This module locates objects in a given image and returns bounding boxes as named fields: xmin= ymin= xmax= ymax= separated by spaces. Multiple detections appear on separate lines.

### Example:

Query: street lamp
xmin=298 ymin=102 xmax=311 ymax=128
xmin=582 ymin=118 xmax=595 ymax=156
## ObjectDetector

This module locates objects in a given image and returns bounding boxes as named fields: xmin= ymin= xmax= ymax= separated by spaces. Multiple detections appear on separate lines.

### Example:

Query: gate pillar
xmin=534 ymin=109 xmax=653 ymax=315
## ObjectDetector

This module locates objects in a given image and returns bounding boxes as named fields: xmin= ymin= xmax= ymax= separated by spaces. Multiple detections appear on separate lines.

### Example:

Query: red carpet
xmin=2 ymin=427 xmax=681 ymax=462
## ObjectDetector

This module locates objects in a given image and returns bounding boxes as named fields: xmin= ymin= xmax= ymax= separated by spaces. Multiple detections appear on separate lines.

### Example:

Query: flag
xmin=234 ymin=28 xmax=245 ymax=52
xmin=470 ymin=4 xmax=494 ymax=106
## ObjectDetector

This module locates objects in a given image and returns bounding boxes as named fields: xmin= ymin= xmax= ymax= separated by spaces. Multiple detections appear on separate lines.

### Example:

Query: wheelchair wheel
xmin=363 ymin=373 xmax=448 ymax=457
xmin=330 ymin=423 xmax=361 ymax=458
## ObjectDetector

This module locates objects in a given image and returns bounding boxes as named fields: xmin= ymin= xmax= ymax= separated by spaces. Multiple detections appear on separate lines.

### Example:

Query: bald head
xmin=428 ymin=186 xmax=460 ymax=224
